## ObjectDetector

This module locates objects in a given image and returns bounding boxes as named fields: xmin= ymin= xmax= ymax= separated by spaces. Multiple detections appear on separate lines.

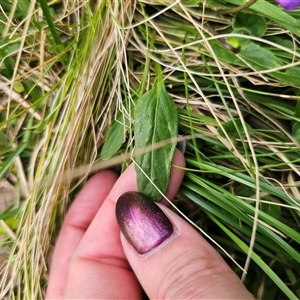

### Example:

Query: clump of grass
xmin=0 ymin=0 xmax=300 ymax=299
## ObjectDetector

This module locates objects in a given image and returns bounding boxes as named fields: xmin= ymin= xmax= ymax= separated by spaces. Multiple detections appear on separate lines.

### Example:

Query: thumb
xmin=116 ymin=193 xmax=254 ymax=299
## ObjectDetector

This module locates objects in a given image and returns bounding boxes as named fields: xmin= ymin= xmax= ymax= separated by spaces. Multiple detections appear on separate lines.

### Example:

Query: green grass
xmin=0 ymin=0 xmax=300 ymax=299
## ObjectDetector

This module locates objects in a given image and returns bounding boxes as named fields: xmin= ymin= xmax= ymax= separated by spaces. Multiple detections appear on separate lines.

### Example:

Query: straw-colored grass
xmin=0 ymin=0 xmax=300 ymax=299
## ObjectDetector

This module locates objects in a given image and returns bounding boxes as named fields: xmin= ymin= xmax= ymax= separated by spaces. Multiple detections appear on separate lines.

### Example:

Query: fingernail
xmin=116 ymin=192 xmax=174 ymax=255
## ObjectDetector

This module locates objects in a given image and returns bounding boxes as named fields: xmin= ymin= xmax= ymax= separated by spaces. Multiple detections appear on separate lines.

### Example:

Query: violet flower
xmin=276 ymin=0 xmax=300 ymax=10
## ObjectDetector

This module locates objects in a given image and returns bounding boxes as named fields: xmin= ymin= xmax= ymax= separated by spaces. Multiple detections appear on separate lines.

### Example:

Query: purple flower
xmin=276 ymin=0 xmax=300 ymax=10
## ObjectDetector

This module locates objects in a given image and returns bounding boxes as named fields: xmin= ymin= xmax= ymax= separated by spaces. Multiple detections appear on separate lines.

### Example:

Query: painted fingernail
xmin=116 ymin=192 xmax=174 ymax=255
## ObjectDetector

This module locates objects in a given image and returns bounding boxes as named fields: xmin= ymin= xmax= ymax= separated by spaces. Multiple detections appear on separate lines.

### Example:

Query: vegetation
xmin=0 ymin=0 xmax=299 ymax=299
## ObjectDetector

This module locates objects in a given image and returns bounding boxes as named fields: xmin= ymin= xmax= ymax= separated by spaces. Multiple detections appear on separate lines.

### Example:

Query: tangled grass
xmin=0 ymin=0 xmax=300 ymax=299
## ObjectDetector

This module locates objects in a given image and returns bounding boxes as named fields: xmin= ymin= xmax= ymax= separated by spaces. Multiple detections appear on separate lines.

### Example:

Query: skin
xmin=46 ymin=150 xmax=254 ymax=299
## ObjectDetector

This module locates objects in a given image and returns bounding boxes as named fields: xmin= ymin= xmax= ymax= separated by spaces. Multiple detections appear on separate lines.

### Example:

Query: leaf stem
xmin=154 ymin=61 xmax=163 ymax=82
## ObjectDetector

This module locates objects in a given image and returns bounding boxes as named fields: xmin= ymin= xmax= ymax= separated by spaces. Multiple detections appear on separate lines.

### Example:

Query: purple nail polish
xmin=116 ymin=192 xmax=174 ymax=255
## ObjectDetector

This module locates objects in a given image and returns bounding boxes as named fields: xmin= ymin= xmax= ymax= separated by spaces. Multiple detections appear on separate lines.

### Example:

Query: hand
xmin=46 ymin=150 xmax=254 ymax=299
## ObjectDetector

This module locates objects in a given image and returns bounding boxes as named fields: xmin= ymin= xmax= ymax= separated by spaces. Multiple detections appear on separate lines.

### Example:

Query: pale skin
xmin=46 ymin=150 xmax=254 ymax=299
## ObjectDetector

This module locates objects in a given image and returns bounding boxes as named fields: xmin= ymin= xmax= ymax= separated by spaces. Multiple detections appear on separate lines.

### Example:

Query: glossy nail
xmin=116 ymin=192 xmax=174 ymax=255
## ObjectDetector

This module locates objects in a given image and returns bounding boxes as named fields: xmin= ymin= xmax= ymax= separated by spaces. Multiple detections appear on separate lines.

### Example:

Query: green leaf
xmin=271 ymin=67 xmax=300 ymax=86
xmin=261 ymin=202 xmax=281 ymax=220
xmin=294 ymin=88 xmax=300 ymax=97
xmin=101 ymin=115 xmax=129 ymax=160
xmin=0 ymin=208 xmax=20 ymax=221
xmin=223 ymin=0 xmax=300 ymax=37
xmin=292 ymin=123 xmax=300 ymax=142
xmin=293 ymin=102 xmax=300 ymax=121
xmin=0 ymin=142 xmax=28 ymax=178
xmin=0 ymin=218 xmax=19 ymax=234
xmin=218 ymin=118 xmax=253 ymax=140
xmin=212 ymin=35 xmax=300 ymax=85
xmin=233 ymin=13 xmax=266 ymax=37
xmin=210 ymin=41 xmax=244 ymax=66
xmin=240 ymin=41 xmax=279 ymax=70
xmin=134 ymin=79 xmax=178 ymax=201
xmin=267 ymin=36 xmax=295 ymax=60
xmin=13 ymin=81 xmax=25 ymax=93
xmin=234 ymin=184 xmax=255 ymax=197
xmin=17 ymin=0 xmax=31 ymax=16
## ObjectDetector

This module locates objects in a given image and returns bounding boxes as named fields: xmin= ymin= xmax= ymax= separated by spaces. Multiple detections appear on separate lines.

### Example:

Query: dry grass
xmin=0 ymin=0 xmax=300 ymax=298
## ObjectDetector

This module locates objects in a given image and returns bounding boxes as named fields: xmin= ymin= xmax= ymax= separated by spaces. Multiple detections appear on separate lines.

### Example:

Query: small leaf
xmin=13 ymin=81 xmax=25 ymax=93
xmin=227 ymin=38 xmax=240 ymax=50
xmin=134 ymin=79 xmax=178 ymax=201
xmin=233 ymin=13 xmax=266 ymax=37
xmin=101 ymin=115 xmax=129 ymax=160
xmin=0 ymin=218 xmax=19 ymax=234
xmin=234 ymin=184 xmax=255 ymax=197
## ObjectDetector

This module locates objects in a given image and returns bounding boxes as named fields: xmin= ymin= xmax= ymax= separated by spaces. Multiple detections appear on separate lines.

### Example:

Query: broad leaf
xmin=134 ymin=79 xmax=178 ymax=201
xmin=223 ymin=0 xmax=300 ymax=37
xmin=240 ymin=41 xmax=279 ymax=70
xmin=233 ymin=13 xmax=266 ymax=37
xmin=213 ymin=39 xmax=300 ymax=85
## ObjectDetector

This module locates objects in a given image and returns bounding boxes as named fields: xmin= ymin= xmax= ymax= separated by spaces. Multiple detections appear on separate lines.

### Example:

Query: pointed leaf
xmin=134 ymin=80 xmax=178 ymax=201
xmin=101 ymin=115 xmax=129 ymax=160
